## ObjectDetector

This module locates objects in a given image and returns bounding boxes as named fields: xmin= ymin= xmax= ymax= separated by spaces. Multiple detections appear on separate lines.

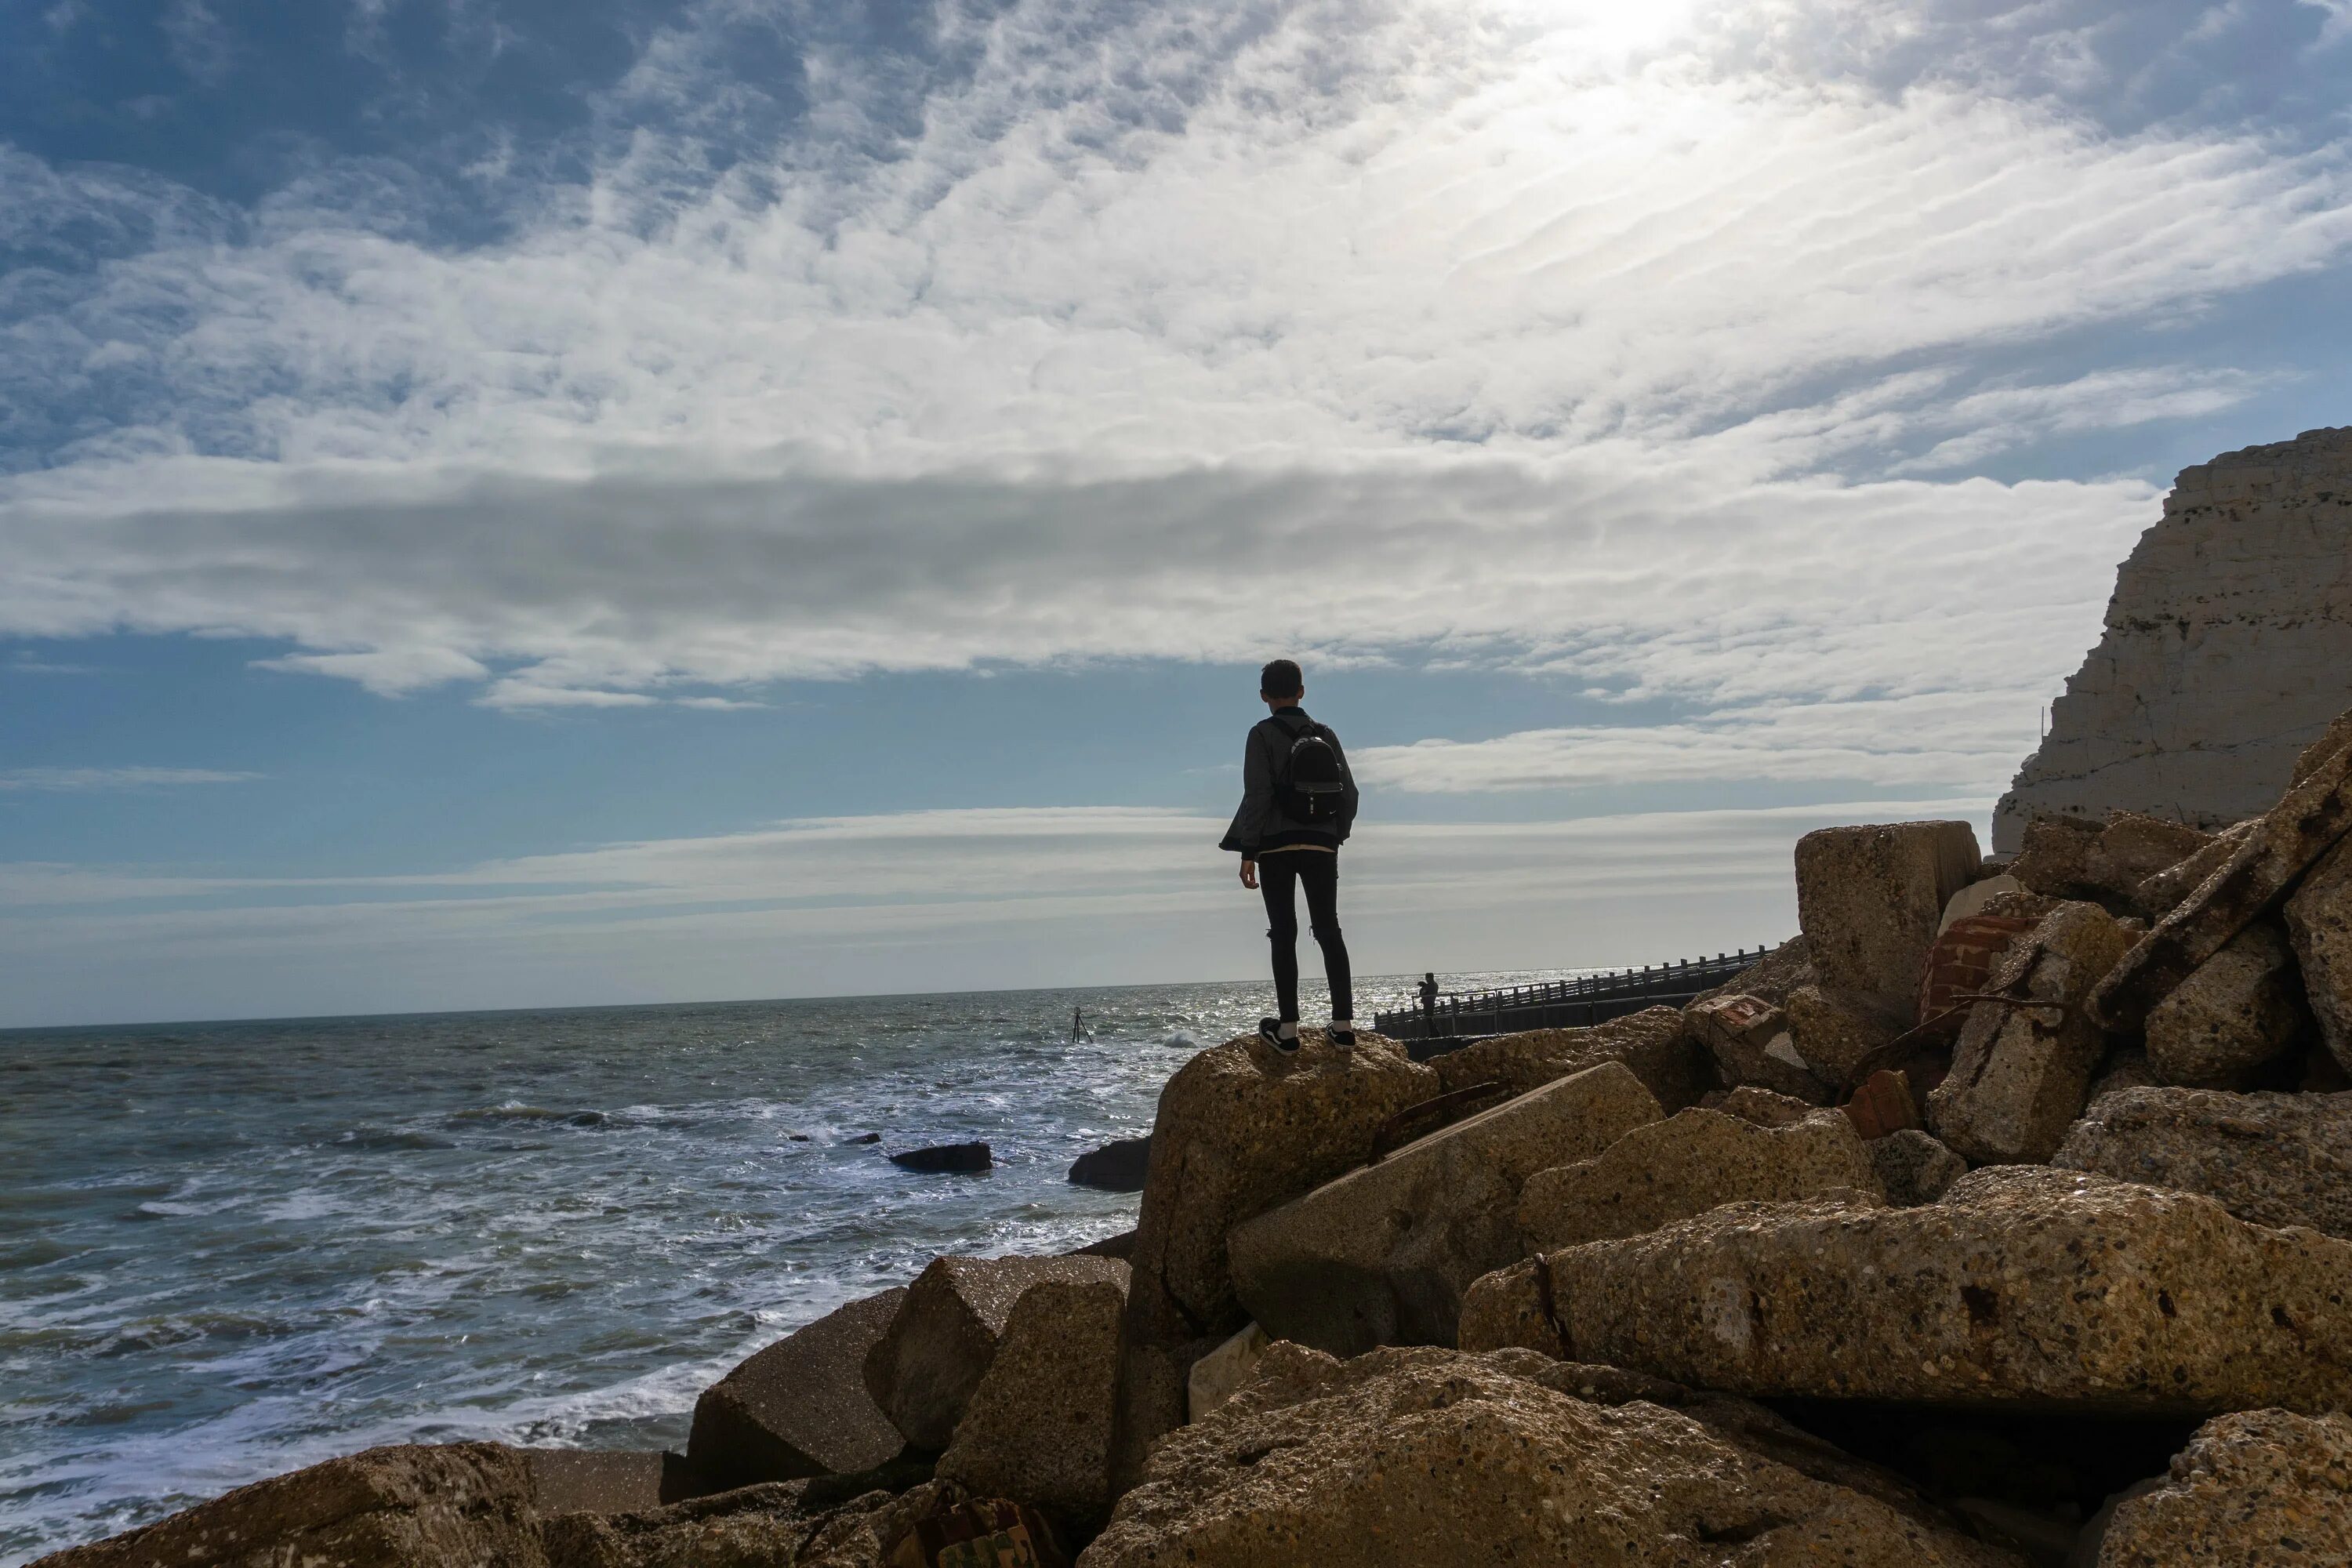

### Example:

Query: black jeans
xmin=1258 ymin=852 xmax=1352 ymax=1023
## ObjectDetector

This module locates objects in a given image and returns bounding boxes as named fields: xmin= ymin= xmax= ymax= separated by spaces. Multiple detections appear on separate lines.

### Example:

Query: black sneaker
xmin=1330 ymin=1022 xmax=1357 ymax=1050
xmin=1258 ymin=1018 xmax=1299 ymax=1053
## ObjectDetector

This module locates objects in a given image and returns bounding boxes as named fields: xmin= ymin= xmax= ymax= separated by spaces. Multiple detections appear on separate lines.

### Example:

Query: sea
xmin=0 ymin=972 xmax=1568 ymax=1565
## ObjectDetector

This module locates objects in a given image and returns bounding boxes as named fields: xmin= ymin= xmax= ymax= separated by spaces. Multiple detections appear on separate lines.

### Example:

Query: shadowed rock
xmin=1080 ymin=1345 xmax=2020 ymax=1568
xmin=688 ymin=1289 xmax=911 ymax=1489
xmin=2054 ymin=1087 xmax=2352 ymax=1241
xmin=2093 ymin=1409 xmax=2352 ymax=1566
xmin=2094 ymin=717 xmax=2352 ymax=1032
xmin=2145 ymin=920 xmax=2309 ymax=1087
xmin=1229 ymin=1062 xmax=1661 ymax=1356
xmin=938 ymin=1274 xmax=1128 ymax=1535
xmin=29 ymin=1443 xmax=543 ymax=1568
xmin=867 ymin=1255 xmax=1129 ymax=1452
xmin=1461 ymin=1167 xmax=2352 ymax=1416
xmin=1868 ymin=1127 xmax=1969 ymax=1207
xmin=890 ymin=1142 xmax=992 ymax=1174
xmin=2287 ymin=833 xmax=2352 ymax=1075
xmin=1109 ymin=1031 xmax=1434 ymax=1491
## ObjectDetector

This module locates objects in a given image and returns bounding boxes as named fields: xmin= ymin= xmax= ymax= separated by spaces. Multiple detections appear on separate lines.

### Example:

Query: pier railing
xmin=1373 ymin=946 xmax=1780 ymax=1043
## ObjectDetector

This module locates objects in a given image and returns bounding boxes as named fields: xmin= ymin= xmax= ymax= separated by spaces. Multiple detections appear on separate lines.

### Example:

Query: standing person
xmin=1218 ymin=659 xmax=1359 ymax=1051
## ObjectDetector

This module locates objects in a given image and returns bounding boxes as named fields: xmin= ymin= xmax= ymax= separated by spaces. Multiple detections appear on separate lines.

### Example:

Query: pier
xmin=1374 ymin=946 xmax=1778 ymax=1046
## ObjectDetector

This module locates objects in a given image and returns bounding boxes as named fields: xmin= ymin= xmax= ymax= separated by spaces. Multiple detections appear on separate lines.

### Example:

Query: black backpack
xmin=1269 ymin=720 xmax=1347 ymax=824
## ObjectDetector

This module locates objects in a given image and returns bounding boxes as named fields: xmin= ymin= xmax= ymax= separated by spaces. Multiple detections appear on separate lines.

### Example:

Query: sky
xmin=3 ymin=0 xmax=2350 ymax=1026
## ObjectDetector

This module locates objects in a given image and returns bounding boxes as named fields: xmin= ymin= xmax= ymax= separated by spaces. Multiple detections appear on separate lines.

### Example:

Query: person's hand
xmin=1240 ymin=858 xmax=1258 ymax=890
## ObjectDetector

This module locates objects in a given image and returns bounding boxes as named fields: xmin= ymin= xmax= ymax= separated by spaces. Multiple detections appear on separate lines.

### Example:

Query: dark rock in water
xmin=788 ymin=1133 xmax=812 ymax=1142
xmin=848 ymin=1132 xmax=882 ymax=1145
xmin=890 ymin=1142 xmax=992 ymax=1174
xmin=1068 ymin=1136 xmax=1150 ymax=1192
xmin=688 ymin=1289 xmax=911 ymax=1488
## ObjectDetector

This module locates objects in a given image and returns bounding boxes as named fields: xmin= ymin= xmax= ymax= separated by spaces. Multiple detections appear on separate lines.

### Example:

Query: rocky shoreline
xmin=44 ymin=704 xmax=2352 ymax=1565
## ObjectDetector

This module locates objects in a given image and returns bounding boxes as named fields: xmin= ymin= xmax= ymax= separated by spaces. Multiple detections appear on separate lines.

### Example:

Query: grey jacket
xmin=1218 ymin=708 xmax=1359 ymax=855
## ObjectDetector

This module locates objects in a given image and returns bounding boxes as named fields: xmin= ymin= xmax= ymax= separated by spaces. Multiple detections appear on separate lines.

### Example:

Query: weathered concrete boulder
xmin=1185 ymin=1323 xmax=1269 ymax=1422
xmin=543 ymin=1477 xmax=953 ymax=1568
xmin=1229 ymin=1062 xmax=1662 ymax=1355
xmin=2053 ymin=1087 xmax=2352 ymax=1241
xmin=1940 ymin=873 xmax=2025 ymax=931
xmin=524 ymin=1451 xmax=677 ymax=1517
xmin=1516 ymin=1106 xmax=1881 ymax=1252
xmin=1869 ymin=1127 xmax=1969 ymax=1206
xmin=2143 ymin=920 xmax=2308 ymax=1087
xmin=33 ymin=1443 xmax=545 ymax=1568
xmin=2287 ymin=833 xmax=2352 ymax=1074
xmin=1111 ymin=1031 xmax=1434 ymax=1489
xmin=1068 ymin=1136 xmax=1150 ymax=1192
xmin=1080 ymin=1345 xmax=2020 ymax=1568
xmin=867 ymin=1255 xmax=1129 ymax=1451
xmin=1430 ymin=1004 xmax=1702 ymax=1107
xmin=1686 ymin=993 xmax=1831 ymax=1102
xmin=2137 ymin=817 xmax=2259 ymax=916
xmin=1795 ymin=820 xmax=1983 ymax=1013
xmin=2013 ymin=812 xmax=2216 ymax=915
xmin=2094 ymin=1408 xmax=2352 ymax=1566
xmin=1710 ymin=1084 xmax=1818 ymax=1127
xmin=1929 ymin=901 xmax=2134 ymax=1164
xmin=1461 ymin=1167 xmax=2352 ymax=1415
xmin=2009 ymin=815 xmax=2102 ymax=901
xmin=1784 ymin=982 xmax=1902 ymax=1083
xmin=2094 ymin=719 xmax=2352 ymax=1031
xmin=689 ymin=1290 xmax=910 ymax=1488
xmin=1693 ymin=931 xmax=1817 ymax=1007
xmin=1995 ymin=429 xmax=2352 ymax=851
xmin=938 ymin=1274 xmax=1127 ymax=1534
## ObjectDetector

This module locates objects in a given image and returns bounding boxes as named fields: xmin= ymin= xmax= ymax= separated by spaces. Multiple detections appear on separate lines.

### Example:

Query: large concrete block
xmin=938 ymin=1273 xmax=1129 ymax=1534
xmin=688 ymin=1289 xmax=909 ymax=1488
xmin=2143 ymin=920 xmax=2308 ymax=1087
xmin=1795 ymin=821 xmax=1983 ymax=1012
xmin=1430 ymin=1004 xmax=1702 ymax=1107
xmin=1111 ymin=1031 xmax=1435 ymax=1490
xmin=1461 ymin=1167 xmax=2352 ymax=1416
xmin=1083 ymin=1345 xmax=2014 ymax=1568
xmin=1928 ymin=902 xmax=2134 ymax=1164
xmin=2054 ymin=1086 xmax=2352 ymax=1241
xmin=866 ymin=1254 xmax=1127 ymax=1452
xmin=1516 ymin=1107 xmax=1881 ymax=1253
xmin=1226 ymin=1062 xmax=1662 ymax=1356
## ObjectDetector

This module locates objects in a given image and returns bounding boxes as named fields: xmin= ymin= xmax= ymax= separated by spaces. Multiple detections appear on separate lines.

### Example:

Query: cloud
xmin=2 ymin=0 xmax=2348 ymax=788
xmin=1356 ymin=691 xmax=2039 ymax=796
xmin=0 ymin=766 xmax=262 ymax=791
xmin=0 ymin=797 xmax=1978 ymax=1024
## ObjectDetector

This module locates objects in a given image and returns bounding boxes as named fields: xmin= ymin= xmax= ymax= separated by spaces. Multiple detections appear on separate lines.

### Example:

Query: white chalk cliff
xmin=1994 ymin=426 xmax=2352 ymax=852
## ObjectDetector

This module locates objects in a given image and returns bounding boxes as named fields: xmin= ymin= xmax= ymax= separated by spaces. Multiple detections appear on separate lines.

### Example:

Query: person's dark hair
xmin=1259 ymin=659 xmax=1304 ymax=699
